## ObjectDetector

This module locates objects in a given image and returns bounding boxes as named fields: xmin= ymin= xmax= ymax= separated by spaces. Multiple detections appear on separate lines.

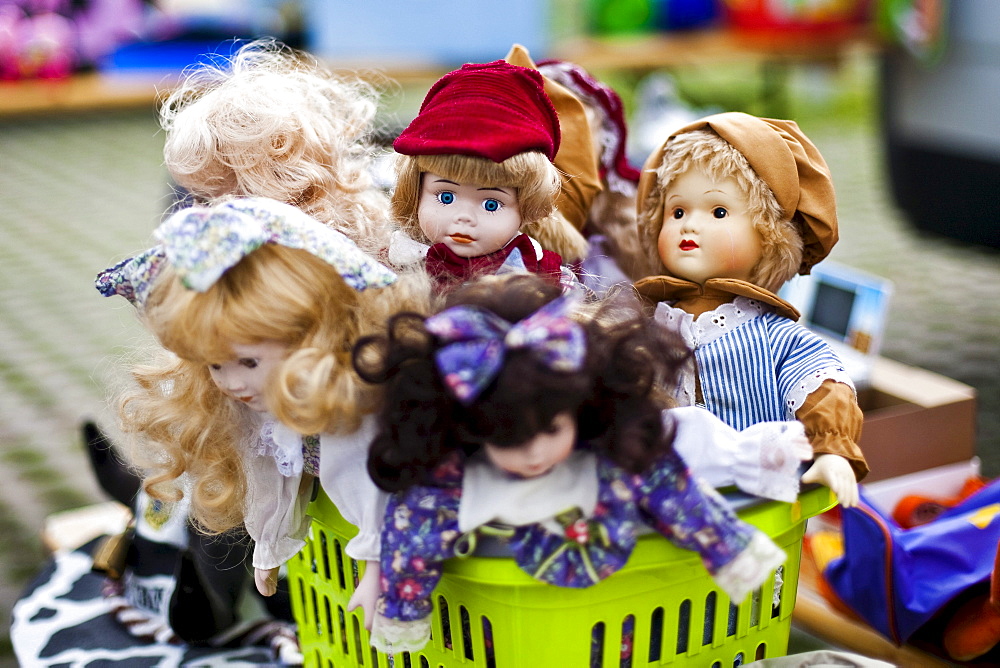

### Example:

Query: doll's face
xmin=657 ymin=167 xmax=763 ymax=285
xmin=484 ymin=411 xmax=576 ymax=479
xmin=207 ymin=341 xmax=288 ymax=413
xmin=417 ymin=172 xmax=522 ymax=258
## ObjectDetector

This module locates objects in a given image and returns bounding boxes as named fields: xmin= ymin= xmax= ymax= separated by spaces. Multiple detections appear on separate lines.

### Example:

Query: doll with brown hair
xmin=96 ymin=197 xmax=424 ymax=623
xmin=352 ymin=273 xmax=791 ymax=653
xmin=159 ymin=39 xmax=392 ymax=256
xmin=634 ymin=111 xmax=868 ymax=508
xmin=385 ymin=59 xmax=589 ymax=296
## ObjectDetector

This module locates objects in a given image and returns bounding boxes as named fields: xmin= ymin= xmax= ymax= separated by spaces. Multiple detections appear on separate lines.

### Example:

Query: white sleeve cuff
xmin=713 ymin=531 xmax=786 ymax=604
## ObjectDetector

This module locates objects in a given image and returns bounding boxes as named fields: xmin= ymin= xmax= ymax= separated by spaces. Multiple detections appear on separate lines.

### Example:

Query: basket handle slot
xmin=677 ymin=598 xmax=692 ymax=654
xmin=648 ymin=606 xmax=665 ymax=662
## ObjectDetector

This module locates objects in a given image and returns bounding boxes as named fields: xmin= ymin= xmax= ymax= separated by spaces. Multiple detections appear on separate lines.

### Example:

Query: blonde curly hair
xmin=638 ymin=129 xmax=803 ymax=293
xmin=159 ymin=39 xmax=392 ymax=255
xmin=391 ymin=152 xmax=589 ymax=261
xmin=118 ymin=244 xmax=428 ymax=534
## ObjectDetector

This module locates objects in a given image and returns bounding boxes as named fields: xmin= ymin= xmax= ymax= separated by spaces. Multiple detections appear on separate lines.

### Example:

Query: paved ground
xmin=0 ymin=61 xmax=997 ymax=665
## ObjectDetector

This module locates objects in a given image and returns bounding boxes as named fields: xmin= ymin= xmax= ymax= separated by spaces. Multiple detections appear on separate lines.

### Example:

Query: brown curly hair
xmin=353 ymin=274 xmax=691 ymax=493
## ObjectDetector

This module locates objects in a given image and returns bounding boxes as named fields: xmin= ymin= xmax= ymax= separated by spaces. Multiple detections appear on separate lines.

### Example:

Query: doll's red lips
xmin=237 ymin=396 xmax=253 ymax=403
xmin=450 ymin=233 xmax=474 ymax=244
xmin=680 ymin=240 xmax=699 ymax=251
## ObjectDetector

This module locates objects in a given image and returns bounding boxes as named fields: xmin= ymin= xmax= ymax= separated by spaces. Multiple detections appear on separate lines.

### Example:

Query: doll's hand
xmin=347 ymin=560 xmax=381 ymax=630
xmin=801 ymin=454 xmax=859 ymax=508
xmin=255 ymin=566 xmax=279 ymax=597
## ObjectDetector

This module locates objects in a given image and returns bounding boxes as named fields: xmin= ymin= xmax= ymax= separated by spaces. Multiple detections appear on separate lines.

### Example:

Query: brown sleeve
xmin=795 ymin=379 xmax=869 ymax=481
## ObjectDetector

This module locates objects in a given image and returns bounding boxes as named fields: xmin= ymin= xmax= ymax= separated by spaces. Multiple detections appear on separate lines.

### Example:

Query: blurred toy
xmin=159 ymin=38 xmax=393 ymax=256
xmin=892 ymin=474 xmax=987 ymax=528
xmin=9 ymin=419 xmax=301 ymax=665
xmin=12 ymin=0 xmax=76 ymax=79
xmin=944 ymin=540 xmax=1000 ymax=661
xmin=84 ymin=420 xmax=301 ymax=656
xmin=353 ymin=273 xmax=787 ymax=653
xmin=818 ymin=480 xmax=1000 ymax=658
xmin=634 ymin=111 xmax=868 ymax=507
xmin=96 ymin=197 xmax=420 ymax=625
xmin=386 ymin=59 xmax=587 ymax=295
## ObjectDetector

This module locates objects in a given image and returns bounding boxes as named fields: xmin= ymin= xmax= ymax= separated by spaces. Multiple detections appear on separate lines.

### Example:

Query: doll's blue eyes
xmin=435 ymin=191 xmax=502 ymax=212
xmin=239 ymin=358 xmax=259 ymax=369
xmin=672 ymin=208 xmax=684 ymax=219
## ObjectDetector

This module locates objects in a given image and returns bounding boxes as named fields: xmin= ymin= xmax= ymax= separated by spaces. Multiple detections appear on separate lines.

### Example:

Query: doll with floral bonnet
xmin=351 ymin=273 xmax=799 ymax=653
xmin=386 ymin=59 xmax=589 ymax=295
xmin=159 ymin=39 xmax=392 ymax=256
xmin=534 ymin=54 xmax=648 ymax=285
xmin=96 ymin=197 xmax=423 ymax=624
xmin=634 ymin=112 xmax=868 ymax=507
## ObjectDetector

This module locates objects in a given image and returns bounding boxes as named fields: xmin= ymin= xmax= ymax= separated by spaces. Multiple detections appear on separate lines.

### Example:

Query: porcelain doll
xmin=634 ymin=111 xmax=868 ymax=507
xmin=351 ymin=273 xmax=792 ymax=653
xmin=535 ymin=55 xmax=648 ymax=286
xmin=96 ymin=197 xmax=423 ymax=623
xmin=386 ymin=59 xmax=588 ymax=295
xmin=159 ymin=38 xmax=392 ymax=256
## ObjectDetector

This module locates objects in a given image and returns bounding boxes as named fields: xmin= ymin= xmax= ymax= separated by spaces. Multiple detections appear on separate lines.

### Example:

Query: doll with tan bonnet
xmin=634 ymin=112 xmax=868 ymax=507
xmin=386 ymin=59 xmax=589 ymax=296
xmin=159 ymin=39 xmax=393 ymax=256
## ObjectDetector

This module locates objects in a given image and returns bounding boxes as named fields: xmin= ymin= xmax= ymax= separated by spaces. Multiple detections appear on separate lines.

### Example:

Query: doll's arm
xmin=637 ymin=452 xmax=785 ymax=603
xmin=369 ymin=487 xmax=461 ymax=653
xmin=347 ymin=560 xmax=380 ymax=630
xmin=795 ymin=379 xmax=868 ymax=479
xmin=670 ymin=406 xmax=811 ymax=502
xmin=319 ymin=420 xmax=391 ymax=565
xmin=795 ymin=379 xmax=866 ymax=508
xmin=244 ymin=456 xmax=312 ymax=592
xmin=802 ymin=454 xmax=860 ymax=508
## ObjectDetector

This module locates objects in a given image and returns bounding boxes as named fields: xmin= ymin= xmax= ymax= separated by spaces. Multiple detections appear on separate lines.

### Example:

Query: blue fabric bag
xmin=823 ymin=479 xmax=1000 ymax=644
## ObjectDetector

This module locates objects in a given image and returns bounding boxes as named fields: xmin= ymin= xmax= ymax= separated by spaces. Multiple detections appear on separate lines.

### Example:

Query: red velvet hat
xmin=393 ymin=60 xmax=561 ymax=163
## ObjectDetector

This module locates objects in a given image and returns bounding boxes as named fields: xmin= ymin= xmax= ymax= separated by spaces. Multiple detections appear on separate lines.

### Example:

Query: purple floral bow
xmin=425 ymin=294 xmax=586 ymax=404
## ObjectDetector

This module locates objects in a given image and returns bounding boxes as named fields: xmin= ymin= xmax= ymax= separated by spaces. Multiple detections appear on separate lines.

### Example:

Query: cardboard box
xmin=858 ymin=356 xmax=977 ymax=482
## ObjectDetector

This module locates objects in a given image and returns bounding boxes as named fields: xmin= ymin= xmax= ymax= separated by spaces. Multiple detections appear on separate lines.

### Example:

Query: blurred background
xmin=1 ymin=0 xmax=997 ymax=665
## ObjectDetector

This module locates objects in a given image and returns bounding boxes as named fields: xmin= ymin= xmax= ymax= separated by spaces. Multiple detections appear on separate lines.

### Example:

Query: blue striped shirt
xmin=696 ymin=311 xmax=850 ymax=429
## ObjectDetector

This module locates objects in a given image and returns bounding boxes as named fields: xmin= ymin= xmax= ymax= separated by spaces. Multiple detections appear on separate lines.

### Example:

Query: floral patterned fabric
xmin=377 ymin=449 xmax=760 ymax=629
xmin=95 ymin=197 xmax=397 ymax=309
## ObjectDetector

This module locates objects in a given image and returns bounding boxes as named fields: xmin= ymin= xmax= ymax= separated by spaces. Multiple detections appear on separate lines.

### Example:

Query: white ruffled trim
xmin=258 ymin=419 xmax=304 ymax=478
xmin=654 ymin=297 xmax=768 ymax=406
xmin=369 ymin=612 xmax=432 ymax=654
xmin=784 ymin=365 xmax=856 ymax=418
xmin=713 ymin=531 xmax=786 ymax=603
xmin=736 ymin=421 xmax=812 ymax=503
xmin=387 ymin=230 xmax=429 ymax=267
xmin=654 ymin=296 xmax=766 ymax=350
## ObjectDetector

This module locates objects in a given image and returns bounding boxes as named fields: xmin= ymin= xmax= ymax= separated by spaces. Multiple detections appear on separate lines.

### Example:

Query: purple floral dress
xmin=376 ymin=448 xmax=758 ymax=628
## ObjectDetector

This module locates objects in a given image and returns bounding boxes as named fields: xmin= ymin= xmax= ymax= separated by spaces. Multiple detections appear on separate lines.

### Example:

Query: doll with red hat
xmin=634 ymin=112 xmax=868 ymax=507
xmin=387 ymin=60 xmax=587 ymax=296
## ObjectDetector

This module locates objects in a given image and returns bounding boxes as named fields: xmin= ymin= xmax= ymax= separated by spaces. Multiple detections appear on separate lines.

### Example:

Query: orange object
xmin=943 ymin=540 xmax=1000 ymax=661
xmin=892 ymin=475 xmax=991 ymax=528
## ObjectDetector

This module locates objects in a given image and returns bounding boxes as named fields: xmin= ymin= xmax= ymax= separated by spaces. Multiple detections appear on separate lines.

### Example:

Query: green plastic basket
xmin=287 ymin=486 xmax=835 ymax=667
